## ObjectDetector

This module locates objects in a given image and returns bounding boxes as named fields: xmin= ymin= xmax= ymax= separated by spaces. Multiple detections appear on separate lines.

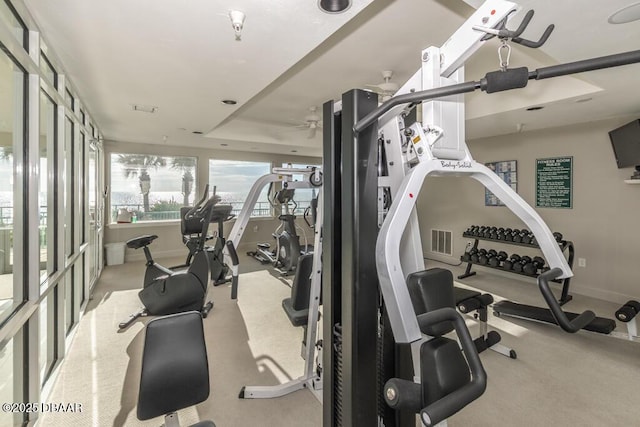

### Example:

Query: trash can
xmin=105 ymin=242 xmax=126 ymax=266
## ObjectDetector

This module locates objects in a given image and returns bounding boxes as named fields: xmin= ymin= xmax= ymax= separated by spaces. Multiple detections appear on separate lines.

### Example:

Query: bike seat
xmin=126 ymin=235 xmax=159 ymax=249
xmin=257 ymin=243 xmax=270 ymax=249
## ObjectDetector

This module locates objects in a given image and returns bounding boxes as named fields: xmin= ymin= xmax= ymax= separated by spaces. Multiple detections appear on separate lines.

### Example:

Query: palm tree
xmin=116 ymin=154 xmax=166 ymax=213
xmin=170 ymin=157 xmax=197 ymax=206
xmin=0 ymin=146 xmax=12 ymax=161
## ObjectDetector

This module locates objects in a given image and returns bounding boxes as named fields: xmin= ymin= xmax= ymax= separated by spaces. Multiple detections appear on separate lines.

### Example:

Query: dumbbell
xmin=488 ymin=251 xmax=508 ymax=267
xmin=513 ymin=255 xmax=531 ymax=273
xmin=553 ymin=232 xmax=566 ymax=245
xmin=502 ymin=228 xmax=513 ymax=242
xmin=477 ymin=249 xmax=490 ymax=265
xmin=475 ymin=226 xmax=486 ymax=237
xmin=523 ymin=256 xmax=545 ymax=275
xmin=462 ymin=247 xmax=477 ymax=262
xmin=496 ymin=227 xmax=506 ymax=240
xmin=521 ymin=229 xmax=532 ymax=244
xmin=510 ymin=229 xmax=521 ymax=242
xmin=503 ymin=254 xmax=521 ymax=270
xmin=530 ymin=235 xmax=538 ymax=246
xmin=489 ymin=227 xmax=499 ymax=239
xmin=464 ymin=225 xmax=476 ymax=236
xmin=615 ymin=300 xmax=640 ymax=322
xmin=483 ymin=227 xmax=495 ymax=239
xmin=470 ymin=249 xmax=484 ymax=262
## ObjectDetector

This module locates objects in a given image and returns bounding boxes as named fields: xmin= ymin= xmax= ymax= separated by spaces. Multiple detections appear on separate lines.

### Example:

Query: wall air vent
xmin=131 ymin=104 xmax=158 ymax=113
xmin=431 ymin=229 xmax=453 ymax=256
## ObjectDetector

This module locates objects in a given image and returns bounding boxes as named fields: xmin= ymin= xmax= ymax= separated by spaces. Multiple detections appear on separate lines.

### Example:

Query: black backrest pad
xmin=407 ymin=268 xmax=456 ymax=336
xmin=420 ymin=337 xmax=471 ymax=407
xmin=290 ymin=254 xmax=314 ymax=311
xmin=137 ymin=311 xmax=210 ymax=420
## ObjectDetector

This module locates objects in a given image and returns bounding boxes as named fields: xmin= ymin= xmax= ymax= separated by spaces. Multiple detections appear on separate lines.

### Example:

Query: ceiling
xmin=22 ymin=0 xmax=640 ymax=157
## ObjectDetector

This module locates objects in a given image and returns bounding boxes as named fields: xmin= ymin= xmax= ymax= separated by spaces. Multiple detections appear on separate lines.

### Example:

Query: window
xmin=0 ymin=0 xmax=27 ymax=48
xmin=39 ymin=293 xmax=56 ymax=385
xmin=79 ymin=132 xmax=86 ymax=244
xmin=64 ymin=267 xmax=74 ymax=334
xmin=209 ymin=159 xmax=271 ymax=217
xmin=64 ymin=117 xmax=74 ymax=258
xmin=0 ymin=49 xmax=25 ymax=323
xmin=0 ymin=331 xmax=25 ymax=426
xmin=39 ymin=52 xmax=57 ymax=89
xmin=65 ymin=88 xmax=74 ymax=111
xmin=110 ymin=154 xmax=197 ymax=222
xmin=280 ymin=163 xmax=322 ymax=214
xmin=39 ymin=91 xmax=57 ymax=283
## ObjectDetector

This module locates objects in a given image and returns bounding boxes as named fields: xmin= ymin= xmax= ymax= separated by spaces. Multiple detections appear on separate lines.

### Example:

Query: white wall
xmin=103 ymin=139 xmax=320 ymax=261
xmin=417 ymin=116 xmax=640 ymax=303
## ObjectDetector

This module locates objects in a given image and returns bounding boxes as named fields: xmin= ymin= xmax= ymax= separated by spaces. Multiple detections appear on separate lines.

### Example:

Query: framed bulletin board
xmin=536 ymin=156 xmax=573 ymax=208
xmin=485 ymin=160 xmax=518 ymax=206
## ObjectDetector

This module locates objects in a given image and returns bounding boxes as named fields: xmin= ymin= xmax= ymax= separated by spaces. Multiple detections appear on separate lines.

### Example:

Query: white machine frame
xmin=229 ymin=166 xmax=324 ymax=400
xmin=240 ymin=189 xmax=324 ymax=401
xmin=373 ymin=0 xmax=573 ymax=346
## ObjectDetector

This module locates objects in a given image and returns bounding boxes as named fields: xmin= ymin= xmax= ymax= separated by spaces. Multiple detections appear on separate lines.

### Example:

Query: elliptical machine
xmin=248 ymin=186 xmax=310 ymax=275
xmin=118 ymin=188 xmax=217 ymax=330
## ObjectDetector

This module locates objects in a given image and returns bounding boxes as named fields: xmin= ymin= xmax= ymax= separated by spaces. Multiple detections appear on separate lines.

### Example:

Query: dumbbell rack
xmin=458 ymin=232 xmax=575 ymax=305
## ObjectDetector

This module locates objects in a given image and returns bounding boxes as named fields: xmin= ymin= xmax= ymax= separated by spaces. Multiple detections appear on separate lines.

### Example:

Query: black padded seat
xmin=137 ymin=311 xmax=214 ymax=426
xmin=126 ymin=235 xmax=158 ymax=249
xmin=453 ymin=287 xmax=481 ymax=305
xmin=282 ymin=254 xmax=315 ymax=327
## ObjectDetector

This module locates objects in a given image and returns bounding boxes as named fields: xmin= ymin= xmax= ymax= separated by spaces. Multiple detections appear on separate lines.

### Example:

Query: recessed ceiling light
xmin=608 ymin=2 xmax=640 ymax=24
xmin=178 ymin=127 xmax=187 ymax=131
xmin=526 ymin=106 xmax=544 ymax=111
xmin=221 ymin=143 xmax=228 ymax=147
xmin=192 ymin=131 xmax=203 ymax=134
xmin=222 ymin=99 xmax=237 ymax=105
xmin=291 ymin=150 xmax=298 ymax=153
xmin=575 ymin=97 xmax=593 ymax=103
xmin=318 ymin=0 xmax=352 ymax=14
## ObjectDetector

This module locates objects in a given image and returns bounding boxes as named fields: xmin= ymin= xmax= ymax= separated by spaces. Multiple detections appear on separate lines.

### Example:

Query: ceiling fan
xmin=365 ymin=70 xmax=400 ymax=101
xmin=289 ymin=106 xmax=322 ymax=139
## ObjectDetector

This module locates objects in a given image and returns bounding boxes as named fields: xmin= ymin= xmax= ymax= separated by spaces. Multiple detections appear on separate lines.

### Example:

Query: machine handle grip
xmin=512 ymin=24 xmax=554 ymax=48
xmin=226 ymin=241 xmax=239 ymax=266
xmin=538 ymin=268 xmax=596 ymax=333
xmin=184 ymin=184 xmax=211 ymax=219
xmin=416 ymin=308 xmax=487 ymax=426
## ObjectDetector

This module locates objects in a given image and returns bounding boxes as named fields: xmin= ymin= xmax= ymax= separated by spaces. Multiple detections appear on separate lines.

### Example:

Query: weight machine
xmin=224 ymin=166 xmax=322 ymax=299
xmin=322 ymin=1 xmax=640 ymax=426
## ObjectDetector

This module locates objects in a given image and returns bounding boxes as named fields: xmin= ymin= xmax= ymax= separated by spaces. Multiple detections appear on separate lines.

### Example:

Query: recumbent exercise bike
xmin=119 ymin=188 xmax=220 ymax=330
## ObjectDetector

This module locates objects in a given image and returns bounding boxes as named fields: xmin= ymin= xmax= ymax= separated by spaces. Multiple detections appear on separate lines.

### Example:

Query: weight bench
xmin=137 ymin=311 xmax=215 ymax=427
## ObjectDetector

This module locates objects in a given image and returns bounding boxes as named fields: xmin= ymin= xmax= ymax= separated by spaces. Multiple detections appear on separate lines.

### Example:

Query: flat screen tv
xmin=609 ymin=119 xmax=640 ymax=169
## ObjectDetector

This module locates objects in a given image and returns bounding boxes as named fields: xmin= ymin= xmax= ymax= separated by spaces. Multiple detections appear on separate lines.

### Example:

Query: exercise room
xmin=1 ymin=0 xmax=639 ymax=426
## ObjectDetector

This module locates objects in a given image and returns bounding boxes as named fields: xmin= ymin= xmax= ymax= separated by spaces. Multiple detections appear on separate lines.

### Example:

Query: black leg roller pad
xmin=454 ymin=287 xmax=517 ymax=359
